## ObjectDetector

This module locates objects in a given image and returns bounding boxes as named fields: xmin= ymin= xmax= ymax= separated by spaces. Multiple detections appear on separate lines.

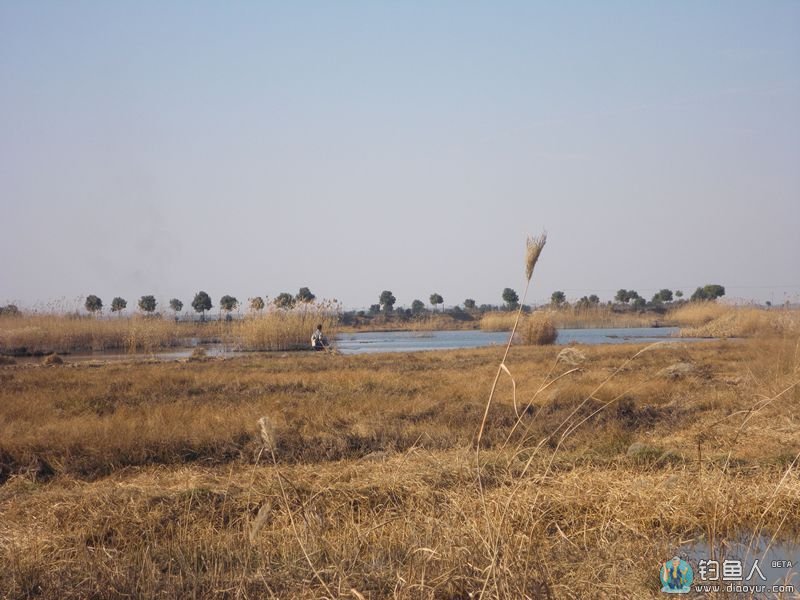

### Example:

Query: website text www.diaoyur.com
xmin=692 ymin=583 xmax=795 ymax=594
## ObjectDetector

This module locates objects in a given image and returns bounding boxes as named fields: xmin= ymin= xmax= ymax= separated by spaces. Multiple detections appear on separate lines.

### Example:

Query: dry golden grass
xmin=0 ymin=314 xmax=220 ymax=355
xmin=550 ymin=305 xmax=662 ymax=329
xmin=680 ymin=305 xmax=800 ymax=338
xmin=668 ymin=301 xmax=732 ymax=328
xmin=0 ymin=304 xmax=342 ymax=355
xmin=234 ymin=303 xmax=340 ymax=351
xmin=516 ymin=311 xmax=557 ymax=345
xmin=1 ymin=335 xmax=798 ymax=598
xmin=481 ymin=307 xmax=661 ymax=332
xmin=479 ymin=310 xmax=519 ymax=331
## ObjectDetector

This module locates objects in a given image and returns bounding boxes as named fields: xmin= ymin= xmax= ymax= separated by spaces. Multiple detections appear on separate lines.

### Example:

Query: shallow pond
xmin=9 ymin=327 xmax=708 ymax=363
xmin=334 ymin=327 xmax=689 ymax=355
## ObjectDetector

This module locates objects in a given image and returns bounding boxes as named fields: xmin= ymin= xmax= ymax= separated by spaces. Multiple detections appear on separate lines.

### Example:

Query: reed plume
xmin=257 ymin=416 xmax=275 ymax=451
xmin=525 ymin=232 xmax=547 ymax=282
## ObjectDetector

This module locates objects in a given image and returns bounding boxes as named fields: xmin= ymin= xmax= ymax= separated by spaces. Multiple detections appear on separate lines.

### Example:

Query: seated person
xmin=311 ymin=324 xmax=328 ymax=350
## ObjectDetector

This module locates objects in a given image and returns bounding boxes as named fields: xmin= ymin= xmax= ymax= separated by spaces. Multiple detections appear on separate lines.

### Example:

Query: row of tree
xmin=80 ymin=282 xmax=727 ymax=318
xmin=370 ymin=284 xmax=726 ymax=315
xmin=373 ymin=291 xmax=446 ymax=314
xmin=548 ymin=285 xmax=725 ymax=309
xmin=82 ymin=287 xmax=319 ymax=318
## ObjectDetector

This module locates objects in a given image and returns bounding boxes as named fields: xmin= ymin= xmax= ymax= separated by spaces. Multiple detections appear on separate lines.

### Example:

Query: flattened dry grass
xmin=3 ymin=453 xmax=796 ymax=599
xmin=1 ymin=336 xmax=798 ymax=598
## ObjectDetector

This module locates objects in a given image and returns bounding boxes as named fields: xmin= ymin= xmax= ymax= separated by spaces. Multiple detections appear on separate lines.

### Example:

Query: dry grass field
xmin=1 ymin=330 xmax=798 ymax=598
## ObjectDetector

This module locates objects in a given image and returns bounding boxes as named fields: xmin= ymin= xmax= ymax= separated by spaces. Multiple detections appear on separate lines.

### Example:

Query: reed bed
xmin=481 ymin=307 xmax=660 ymax=332
xmin=0 ymin=314 xmax=196 ymax=355
xmin=479 ymin=310 xmax=519 ymax=331
xmin=479 ymin=310 xmax=556 ymax=345
xmin=549 ymin=304 xmax=661 ymax=328
xmin=668 ymin=301 xmax=732 ymax=328
xmin=515 ymin=311 xmax=557 ymax=345
xmin=680 ymin=305 xmax=800 ymax=338
xmin=234 ymin=302 xmax=340 ymax=351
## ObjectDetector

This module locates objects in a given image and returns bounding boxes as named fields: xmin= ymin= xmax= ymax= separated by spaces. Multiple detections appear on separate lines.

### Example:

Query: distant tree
xmin=703 ymin=284 xmax=725 ymax=299
xmin=463 ymin=298 xmax=476 ymax=311
xmin=274 ymin=293 xmax=296 ymax=309
xmin=429 ymin=293 xmax=444 ymax=312
xmin=632 ymin=296 xmax=647 ymax=309
xmin=84 ymin=294 xmax=103 ymax=314
xmin=576 ymin=296 xmax=591 ymax=309
xmin=691 ymin=284 xmax=725 ymax=302
xmin=411 ymin=299 xmax=426 ymax=315
xmin=691 ymin=287 xmax=707 ymax=302
xmin=0 ymin=304 xmax=20 ymax=317
xmin=220 ymin=295 xmax=238 ymax=312
xmin=675 ymin=290 xmax=684 ymax=299
xmin=765 ymin=300 xmax=772 ymax=307
xmin=551 ymin=291 xmax=566 ymax=307
xmin=249 ymin=296 xmax=265 ymax=312
xmin=220 ymin=295 xmax=238 ymax=321
xmin=192 ymin=291 xmax=213 ymax=320
xmin=617 ymin=289 xmax=641 ymax=304
xmin=296 ymin=287 xmax=316 ymax=303
xmin=588 ymin=294 xmax=600 ymax=305
xmin=379 ymin=290 xmax=397 ymax=312
xmin=110 ymin=297 xmax=127 ymax=315
xmin=369 ymin=304 xmax=381 ymax=315
xmin=652 ymin=288 xmax=673 ymax=303
xmin=138 ymin=295 xmax=157 ymax=314
xmin=502 ymin=288 xmax=520 ymax=310
xmin=169 ymin=298 xmax=183 ymax=314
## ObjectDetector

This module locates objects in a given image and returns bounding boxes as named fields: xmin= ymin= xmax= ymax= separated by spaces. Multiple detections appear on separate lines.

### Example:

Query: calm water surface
xmin=13 ymin=328 xmax=701 ymax=363
xmin=334 ymin=327 xmax=687 ymax=355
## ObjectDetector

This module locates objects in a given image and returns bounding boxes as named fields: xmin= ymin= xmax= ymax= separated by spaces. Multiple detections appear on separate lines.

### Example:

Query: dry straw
xmin=477 ymin=231 xmax=547 ymax=449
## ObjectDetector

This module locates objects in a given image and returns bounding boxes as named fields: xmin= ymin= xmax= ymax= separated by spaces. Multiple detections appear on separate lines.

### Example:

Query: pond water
xmin=9 ymin=327 xmax=703 ymax=364
xmin=334 ymin=327 xmax=688 ymax=355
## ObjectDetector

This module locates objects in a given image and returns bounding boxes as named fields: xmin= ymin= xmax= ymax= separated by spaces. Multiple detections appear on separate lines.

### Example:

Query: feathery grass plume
xmin=42 ymin=353 xmax=63 ymax=366
xmin=525 ymin=232 xmax=547 ymax=282
xmin=257 ymin=416 xmax=275 ymax=451
xmin=556 ymin=346 xmax=586 ymax=366
xmin=248 ymin=500 xmax=271 ymax=544
xmin=188 ymin=347 xmax=208 ymax=362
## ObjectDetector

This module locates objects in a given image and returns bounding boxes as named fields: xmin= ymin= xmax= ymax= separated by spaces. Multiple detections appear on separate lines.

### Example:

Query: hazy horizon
xmin=2 ymin=2 xmax=798 ymax=310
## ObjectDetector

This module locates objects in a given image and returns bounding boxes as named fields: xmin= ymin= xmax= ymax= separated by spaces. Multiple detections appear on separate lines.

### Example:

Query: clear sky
xmin=2 ymin=1 xmax=798 ymax=311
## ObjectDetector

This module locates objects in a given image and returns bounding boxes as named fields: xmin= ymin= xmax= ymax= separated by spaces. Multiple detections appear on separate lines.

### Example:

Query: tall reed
xmin=234 ymin=300 xmax=341 ymax=351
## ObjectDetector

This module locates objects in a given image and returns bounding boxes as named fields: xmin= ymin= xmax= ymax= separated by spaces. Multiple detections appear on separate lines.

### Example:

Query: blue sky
xmin=1 ymin=2 xmax=798 ymax=310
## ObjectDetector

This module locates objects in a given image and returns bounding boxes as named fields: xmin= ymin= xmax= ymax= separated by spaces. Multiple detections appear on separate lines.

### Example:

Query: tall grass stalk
xmin=475 ymin=232 xmax=546 ymax=585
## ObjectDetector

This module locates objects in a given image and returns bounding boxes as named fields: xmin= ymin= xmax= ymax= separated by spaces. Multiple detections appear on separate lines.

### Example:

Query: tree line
xmin=366 ymin=283 xmax=726 ymax=317
xmin=547 ymin=284 xmax=725 ymax=310
xmin=80 ymin=287 xmax=320 ymax=320
xmin=3 ymin=282 xmax=728 ymax=321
